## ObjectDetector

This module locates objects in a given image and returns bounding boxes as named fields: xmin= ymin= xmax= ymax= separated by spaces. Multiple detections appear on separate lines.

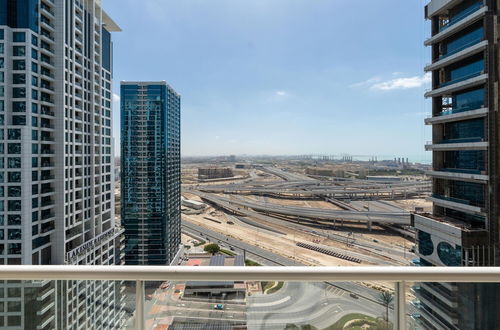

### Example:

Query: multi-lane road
xmin=182 ymin=220 xmax=391 ymax=302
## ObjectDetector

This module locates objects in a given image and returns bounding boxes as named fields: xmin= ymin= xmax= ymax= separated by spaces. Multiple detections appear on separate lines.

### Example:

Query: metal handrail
xmin=2 ymin=265 xmax=499 ymax=330
xmin=0 ymin=265 xmax=498 ymax=282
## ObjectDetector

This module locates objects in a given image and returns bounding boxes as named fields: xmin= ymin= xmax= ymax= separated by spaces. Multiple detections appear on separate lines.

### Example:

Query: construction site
xmin=180 ymin=157 xmax=432 ymax=268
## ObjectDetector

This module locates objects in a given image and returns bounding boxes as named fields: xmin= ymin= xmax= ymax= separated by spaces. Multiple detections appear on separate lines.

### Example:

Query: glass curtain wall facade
xmin=121 ymin=81 xmax=181 ymax=265
xmin=0 ymin=0 xmax=125 ymax=329
xmin=415 ymin=0 xmax=500 ymax=329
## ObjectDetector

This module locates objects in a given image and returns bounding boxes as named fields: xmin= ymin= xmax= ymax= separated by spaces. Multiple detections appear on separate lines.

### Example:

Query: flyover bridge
xmin=187 ymin=191 xmax=411 ymax=226
xmin=195 ymin=180 xmax=430 ymax=200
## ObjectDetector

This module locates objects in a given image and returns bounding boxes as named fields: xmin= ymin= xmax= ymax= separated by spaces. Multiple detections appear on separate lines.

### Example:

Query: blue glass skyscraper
xmin=121 ymin=81 xmax=181 ymax=265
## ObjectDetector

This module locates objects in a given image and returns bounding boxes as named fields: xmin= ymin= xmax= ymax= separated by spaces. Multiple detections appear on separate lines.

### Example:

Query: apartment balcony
xmin=425 ymin=40 xmax=487 ymax=72
xmin=0 ymin=266 xmax=497 ymax=330
xmin=40 ymin=2 xmax=55 ymax=18
xmin=37 ymin=285 xmax=55 ymax=301
xmin=426 ymin=168 xmax=488 ymax=183
xmin=413 ymin=288 xmax=458 ymax=325
xmin=425 ymin=107 xmax=488 ymax=125
xmin=438 ymin=2 xmax=483 ymax=32
xmin=40 ymin=30 xmax=55 ymax=44
xmin=425 ymin=73 xmax=488 ymax=98
xmin=428 ymin=194 xmax=484 ymax=214
xmin=411 ymin=299 xmax=453 ymax=330
xmin=425 ymin=5 xmax=487 ymax=46
xmin=36 ymin=313 xmax=55 ymax=330
xmin=419 ymin=282 xmax=457 ymax=308
xmin=40 ymin=18 xmax=55 ymax=32
xmin=425 ymin=139 xmax=487 ymax=151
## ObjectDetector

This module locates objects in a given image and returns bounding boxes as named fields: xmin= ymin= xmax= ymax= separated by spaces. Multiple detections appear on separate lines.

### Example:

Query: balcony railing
xmin=438 ymin=2 xmax=483 ymax=32
xmin=439 ymin=70 xmax=484 ymax=88
xmin=439 ymin=38 xmax=484 ymax=60
xmin=0 ymin=266 xmax=498 ymax=330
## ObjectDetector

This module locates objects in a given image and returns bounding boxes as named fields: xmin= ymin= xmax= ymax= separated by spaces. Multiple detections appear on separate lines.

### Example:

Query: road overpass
xmin=187 ymin=191 xmax=411 ymax=226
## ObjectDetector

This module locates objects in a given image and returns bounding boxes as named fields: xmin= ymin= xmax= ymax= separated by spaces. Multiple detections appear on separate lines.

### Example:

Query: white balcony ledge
xmin=425 ymin=74 xmax=488 ymax=98
xmin=425 ymin=107 xmax=488 ymax=125
xmin=0 ymin=265 xmax=498 ymax=282
xmin=426 ymin=170 xmax=488 ymax=183
xmin=425 ymin=40 xmax=488 ymax=72
xmin=425 ymin=141 xmax=488 ymax=151
xmin=427 ymin=196 xmax=484 ymax=214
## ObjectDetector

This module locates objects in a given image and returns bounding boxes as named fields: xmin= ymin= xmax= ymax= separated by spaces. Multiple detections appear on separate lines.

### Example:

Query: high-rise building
xmin=121 ymin=81 xmax=181 ymax=265
xmin=0 ymin=0 xmax=125 ymax=328
xmin=415 ymin=0 xmax=500 ymax=329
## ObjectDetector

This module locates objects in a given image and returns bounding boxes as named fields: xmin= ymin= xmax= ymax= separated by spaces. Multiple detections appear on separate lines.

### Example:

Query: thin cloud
xmin=371 ymin=73 xmax=431 ymax=91
xmin=113 ymin=93 xmax=120 ymax=102
xmin=349 ymin=77 xmax=381 ymax=88
xmin=268 ymin=90 xmax=291 ymax=102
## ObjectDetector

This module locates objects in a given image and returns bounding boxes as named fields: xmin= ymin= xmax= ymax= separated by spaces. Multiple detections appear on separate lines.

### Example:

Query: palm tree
xmin=378 ymin=291 xmax=394 ymax=323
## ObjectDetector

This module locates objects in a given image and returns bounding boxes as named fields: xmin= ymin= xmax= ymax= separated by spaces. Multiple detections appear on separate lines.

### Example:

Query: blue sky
xmin=104 ymin=0 xmax=432 ymax=162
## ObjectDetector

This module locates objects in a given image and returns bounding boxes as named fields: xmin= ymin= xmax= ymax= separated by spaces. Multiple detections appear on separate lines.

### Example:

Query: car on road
xmin=213 ymin=304 xmax=224 ymax=310
xmin=349 ymin=293 xmax=359 ymax=299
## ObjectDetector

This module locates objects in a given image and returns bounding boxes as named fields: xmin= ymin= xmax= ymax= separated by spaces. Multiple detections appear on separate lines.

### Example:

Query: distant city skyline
xmin=105 ymin=0 xmax=431 ymax=162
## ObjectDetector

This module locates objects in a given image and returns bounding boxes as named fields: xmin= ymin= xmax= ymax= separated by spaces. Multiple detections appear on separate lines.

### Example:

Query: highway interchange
xmin=174 ymin=166 xmax=425 ymax=328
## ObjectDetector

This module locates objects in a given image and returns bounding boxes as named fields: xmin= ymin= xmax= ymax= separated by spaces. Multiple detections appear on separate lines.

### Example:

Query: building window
xmin=13 ymin=74 xmax=25 ymax=84
xmin=12 ymin=88 xmax=26 ymax=98
xmin=7 ymin=129 xmax=21 ymax=140
xmin=7 ymin=200 xmax=21 ymax=211
xmin=8 ymin=187 xmax=21 ymax=198
xmin=12 ymin=101 xmax=26 ymax=112
xmin=7 ymin=144 xmax=21 ymax=154
xmin=7 ymin=243 xmax=21 ymax=255
xmin=7 ymin=172 xmax=21 ymax=183
xmin=7 ymin=158 xmax=21 ymax=169
xmin=13 ymin=32 xmax=26 ymax=43
xmin=12 ymin=60 xmax=25 ymax=70
xmin=7 ymin=229 xmax=21 ymax=240
xmin=13 ymin=46 xmax=25 ymax=56
xmin=8 ymin=215 xmax=21 ymax=226
xmin=12 ymin=116 xmax=26 ymax=126
xmin=437 ymin=242 xmax=462 ymax=266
